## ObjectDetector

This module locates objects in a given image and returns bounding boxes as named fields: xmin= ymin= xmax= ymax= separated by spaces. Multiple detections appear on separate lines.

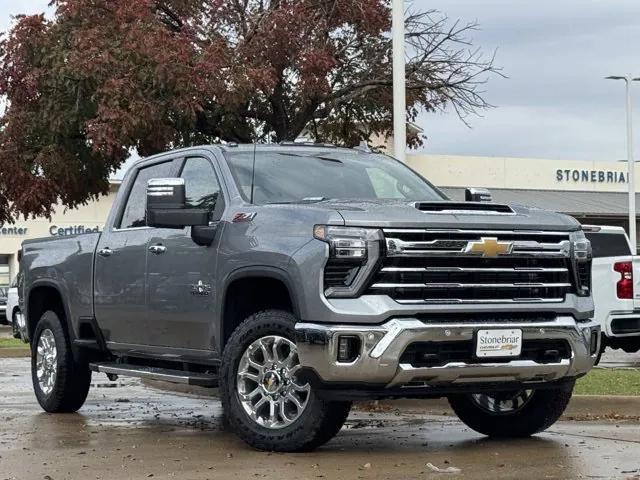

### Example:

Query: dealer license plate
xmin=476 ymin=329 xmax=522 ymax=358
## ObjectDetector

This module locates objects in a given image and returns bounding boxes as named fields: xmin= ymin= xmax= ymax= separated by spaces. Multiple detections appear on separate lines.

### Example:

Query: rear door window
xmin=585 ymin=232 xmax=632 ymax=258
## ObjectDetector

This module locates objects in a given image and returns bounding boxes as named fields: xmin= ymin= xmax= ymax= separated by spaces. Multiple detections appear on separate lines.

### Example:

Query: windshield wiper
xmin=275 ymin=153 xmax=344 ymax=164
xmin=268 ymin=197 xmax=329 ymax=205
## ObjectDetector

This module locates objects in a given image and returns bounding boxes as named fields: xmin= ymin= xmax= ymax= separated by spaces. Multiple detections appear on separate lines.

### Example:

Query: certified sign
xmin=476 ymin=329 xmax=522 ymax=358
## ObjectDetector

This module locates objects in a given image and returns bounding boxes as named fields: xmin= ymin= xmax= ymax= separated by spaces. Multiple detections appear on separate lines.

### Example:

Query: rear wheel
xmin=220 ymin=309 xmax=351 ymax=452
xmin=31 ymin=310 xmax=92 ymax=413
xmin=448 ymin=382 xmax=574 ymax=437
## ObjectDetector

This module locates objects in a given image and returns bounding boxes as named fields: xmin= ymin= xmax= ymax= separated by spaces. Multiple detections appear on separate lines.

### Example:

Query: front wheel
xmin=31 ymin=310 xmax=92 ymax=413
xmin=447 ymin=382 xmax=575 ymax=437
xmin=220 ymin=309 xmax=351 ymax=452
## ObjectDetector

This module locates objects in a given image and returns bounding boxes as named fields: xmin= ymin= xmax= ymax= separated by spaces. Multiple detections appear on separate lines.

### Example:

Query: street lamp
xmin=392 ymin=0 xmax=406 ymax=163
xmin=606 ymin=75 xmax=640 ymax=252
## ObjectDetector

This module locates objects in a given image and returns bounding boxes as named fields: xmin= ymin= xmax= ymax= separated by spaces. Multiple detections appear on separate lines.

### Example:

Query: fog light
xmin=337 ymin=335 xmax=361 ymax=363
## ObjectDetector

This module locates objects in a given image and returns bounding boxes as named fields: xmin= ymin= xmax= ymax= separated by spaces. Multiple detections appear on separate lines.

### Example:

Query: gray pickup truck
xmin=19 ymin=144 xmax=599 ymax=452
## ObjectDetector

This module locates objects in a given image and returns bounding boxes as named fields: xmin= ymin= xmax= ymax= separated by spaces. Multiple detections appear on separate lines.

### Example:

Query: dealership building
xmin=0 ymin=183 xmax=119 ymax=286
xmin=1 ymin=154 xmax=639 ymax=286
xmin=406 ymin=155 xmax=639 ymax=234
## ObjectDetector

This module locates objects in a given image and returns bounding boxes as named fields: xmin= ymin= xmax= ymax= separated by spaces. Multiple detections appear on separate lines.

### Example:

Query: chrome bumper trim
xmin=295 ymin=317 xmax=599 ymax=388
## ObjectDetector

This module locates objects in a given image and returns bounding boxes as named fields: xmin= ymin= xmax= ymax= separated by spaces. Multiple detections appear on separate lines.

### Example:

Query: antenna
xmin=249 ymin=142 xmax=257 ymax=204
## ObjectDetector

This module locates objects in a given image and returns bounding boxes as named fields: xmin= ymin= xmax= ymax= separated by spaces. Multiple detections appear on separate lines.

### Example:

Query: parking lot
xmin=0 ymin=355 xmax=638 ymax=480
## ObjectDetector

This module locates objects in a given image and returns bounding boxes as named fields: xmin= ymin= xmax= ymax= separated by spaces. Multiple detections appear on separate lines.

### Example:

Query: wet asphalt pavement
xmin=0 ymin=358 xmax=639 ymax=480
xmin=600 ymin=348 xmax=640 ymax=369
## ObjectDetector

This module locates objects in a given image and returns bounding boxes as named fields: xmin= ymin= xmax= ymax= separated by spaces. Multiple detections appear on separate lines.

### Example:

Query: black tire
xmin=220 ymin=309 xmax=351 ymax=452
xmin=11 ymin=310 xmax=20 ymax=339
xmin=31 ymin=310 xmax=92 ymax=413
xmin=448 ymin=381 xmax=575 ymax=438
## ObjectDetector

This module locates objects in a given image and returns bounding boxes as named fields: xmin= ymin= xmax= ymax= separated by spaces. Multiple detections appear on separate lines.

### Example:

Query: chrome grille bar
xmin=395 ymin=298 xmax=565 ymax=305
xmin=386 ymin=238 xmax=571 ymax=258
xmin=383 ymin=229 xmax=571 ymax=236
xmin=381 ymin=267 xmax=569 ymax=273
xmin=370 ymin=282 xmax=572 ymax=289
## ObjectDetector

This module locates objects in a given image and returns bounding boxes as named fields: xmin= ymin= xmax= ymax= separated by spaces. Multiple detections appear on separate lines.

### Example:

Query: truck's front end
xmin=220 ymin=145 xmax=599 ymax=447
xmin=296 ymin=219 xmax=598 ymax=396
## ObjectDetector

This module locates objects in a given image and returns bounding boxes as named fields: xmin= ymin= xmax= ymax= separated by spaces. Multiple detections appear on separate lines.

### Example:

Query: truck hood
xmin=309 ymin=199 xmax=580 ymax=231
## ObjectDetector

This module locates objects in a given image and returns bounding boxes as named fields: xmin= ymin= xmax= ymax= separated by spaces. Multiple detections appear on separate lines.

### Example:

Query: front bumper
xmin=295 ymin=316 xmax=599 ymax=389
xmin=605 ymin=311 xmax=640 ymax=337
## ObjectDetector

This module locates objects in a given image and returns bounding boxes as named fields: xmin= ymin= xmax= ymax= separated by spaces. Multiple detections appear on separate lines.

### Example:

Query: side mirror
xmin=146 ymin=178 xmax=209 ymax=229
xmin=465 ymin=187 xmax=492 ymax=202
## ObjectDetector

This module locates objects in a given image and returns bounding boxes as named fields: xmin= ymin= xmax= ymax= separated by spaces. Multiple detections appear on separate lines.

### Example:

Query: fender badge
xmin=233 ymin=212 xmax=257 ymax=223
xmin=191 ymin=280 xmax=211 ymax=296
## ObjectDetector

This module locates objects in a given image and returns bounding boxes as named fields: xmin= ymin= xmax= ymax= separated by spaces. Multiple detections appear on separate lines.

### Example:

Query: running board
xmin=89 ymin=362 xmax=218 ymax=387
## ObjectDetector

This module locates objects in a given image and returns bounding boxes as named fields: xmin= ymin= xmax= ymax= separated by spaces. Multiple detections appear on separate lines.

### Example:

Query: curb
xmin=0 ymin=348 xmax=30 ymax=358
xmin=142 ymin=380 xmax=640 ymax=420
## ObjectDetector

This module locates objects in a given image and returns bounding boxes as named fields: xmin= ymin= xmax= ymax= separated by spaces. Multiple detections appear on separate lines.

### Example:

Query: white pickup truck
xmin=584 ymin=225 xmax=640 ymax=358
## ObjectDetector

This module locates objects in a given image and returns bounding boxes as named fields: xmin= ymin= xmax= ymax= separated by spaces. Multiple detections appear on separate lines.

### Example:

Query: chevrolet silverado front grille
xmin=368 ymin=229 xmax=575 ymax=304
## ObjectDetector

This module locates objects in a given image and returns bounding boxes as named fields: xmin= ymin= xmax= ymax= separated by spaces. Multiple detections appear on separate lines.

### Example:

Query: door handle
xmin=149 ymin=244 xmax=166 ymax=255
xmin=98 ymin=248 xmax=113 ymax=257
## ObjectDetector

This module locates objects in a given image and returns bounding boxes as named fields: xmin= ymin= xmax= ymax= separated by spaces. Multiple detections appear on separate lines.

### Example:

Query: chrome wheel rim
xmin=36 ymin=329 xmax=58 ymax=396
xmin=470 ymin=390 xmax=534 ymax=415
xmin=236 ymin=335 xmax=310 ymax=429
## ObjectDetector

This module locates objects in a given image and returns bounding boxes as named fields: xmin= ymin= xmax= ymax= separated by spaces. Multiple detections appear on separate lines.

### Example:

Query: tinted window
xmin=180 ymin=157 xmax=221 ymax=214
xmin=224 ymin=150 xmax=444 ymax=204
xmin=120 ymin=161 xmax=173 ymax=229
xmin=585 ymin=232 xmax=632 ymax=258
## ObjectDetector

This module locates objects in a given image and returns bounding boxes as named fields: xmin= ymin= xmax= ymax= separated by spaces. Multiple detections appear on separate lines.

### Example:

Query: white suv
xmin=584 ymin=225 xmax=640 ymax=357
xmin=5 ymin=276 xmax=21 ymax=339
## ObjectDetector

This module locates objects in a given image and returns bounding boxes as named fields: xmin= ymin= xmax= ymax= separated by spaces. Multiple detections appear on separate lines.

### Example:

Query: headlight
xmin=314 ymin=225 xmax=383 ymax=298
xmin=571 ymin=230 xmax=592 ymax=297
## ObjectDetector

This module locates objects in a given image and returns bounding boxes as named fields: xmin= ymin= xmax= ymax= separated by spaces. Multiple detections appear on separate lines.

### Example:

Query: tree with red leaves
xmin=0 ymin=1 xmax=500 ymax=222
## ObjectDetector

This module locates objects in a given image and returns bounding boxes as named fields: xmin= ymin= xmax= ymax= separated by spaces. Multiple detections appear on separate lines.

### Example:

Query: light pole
xmin=392 ymin=0 xmax=406 ymax=162
xmin=607 ymin=75 xmax=640 ymax=252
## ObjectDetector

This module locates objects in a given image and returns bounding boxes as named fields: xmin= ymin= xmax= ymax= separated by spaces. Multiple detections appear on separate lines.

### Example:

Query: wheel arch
xmin=25 ymin=280 xmax=74 ymax=345
xmin=220 ymin=267 xmax=301 ymax=350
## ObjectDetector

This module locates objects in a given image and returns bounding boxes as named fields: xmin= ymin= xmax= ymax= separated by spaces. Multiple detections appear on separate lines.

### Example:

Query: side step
xmin=89 ymin=362 xmax=218 ymax=387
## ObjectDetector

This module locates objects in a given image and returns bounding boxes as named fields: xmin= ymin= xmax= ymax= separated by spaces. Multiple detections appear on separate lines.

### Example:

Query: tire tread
xmin=31 ymin=310 xmax=91 ymax=413
xmin=220 ymin=309 xmax=351 ymax=452
xmin=448 ymin=383 xmax=574 ymax=438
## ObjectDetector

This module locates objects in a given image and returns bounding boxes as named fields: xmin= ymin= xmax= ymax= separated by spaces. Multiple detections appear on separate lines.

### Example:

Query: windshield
xmin=224 ymin=150 xmax=446 ymax=204
xmin=0 ymin=287 xmax=7 ymax=297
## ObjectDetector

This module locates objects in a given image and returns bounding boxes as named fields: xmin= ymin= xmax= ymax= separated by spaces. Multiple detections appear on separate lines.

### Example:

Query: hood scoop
xmin=414 ymin=202 xmax=515 ymax=215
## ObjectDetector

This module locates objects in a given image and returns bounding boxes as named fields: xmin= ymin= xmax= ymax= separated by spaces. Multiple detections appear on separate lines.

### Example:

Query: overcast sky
xmin=2 ymin=1 xmax=640 ymax=162
xmin=416 ymin=0 xmax=640 ymax=161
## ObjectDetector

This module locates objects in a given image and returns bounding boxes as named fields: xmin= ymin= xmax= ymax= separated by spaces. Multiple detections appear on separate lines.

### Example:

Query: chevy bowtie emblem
xmin=465 ymin=237 xmax=513 ymax=257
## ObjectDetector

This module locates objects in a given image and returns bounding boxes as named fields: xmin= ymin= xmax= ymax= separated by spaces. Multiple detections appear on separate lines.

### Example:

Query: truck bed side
xmin=21 ymin=233 xmax=101 ymax=339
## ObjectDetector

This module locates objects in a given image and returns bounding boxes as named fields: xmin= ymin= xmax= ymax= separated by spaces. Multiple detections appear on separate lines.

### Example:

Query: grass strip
xmin=575 ymin=368 xmax=640 ymax=396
